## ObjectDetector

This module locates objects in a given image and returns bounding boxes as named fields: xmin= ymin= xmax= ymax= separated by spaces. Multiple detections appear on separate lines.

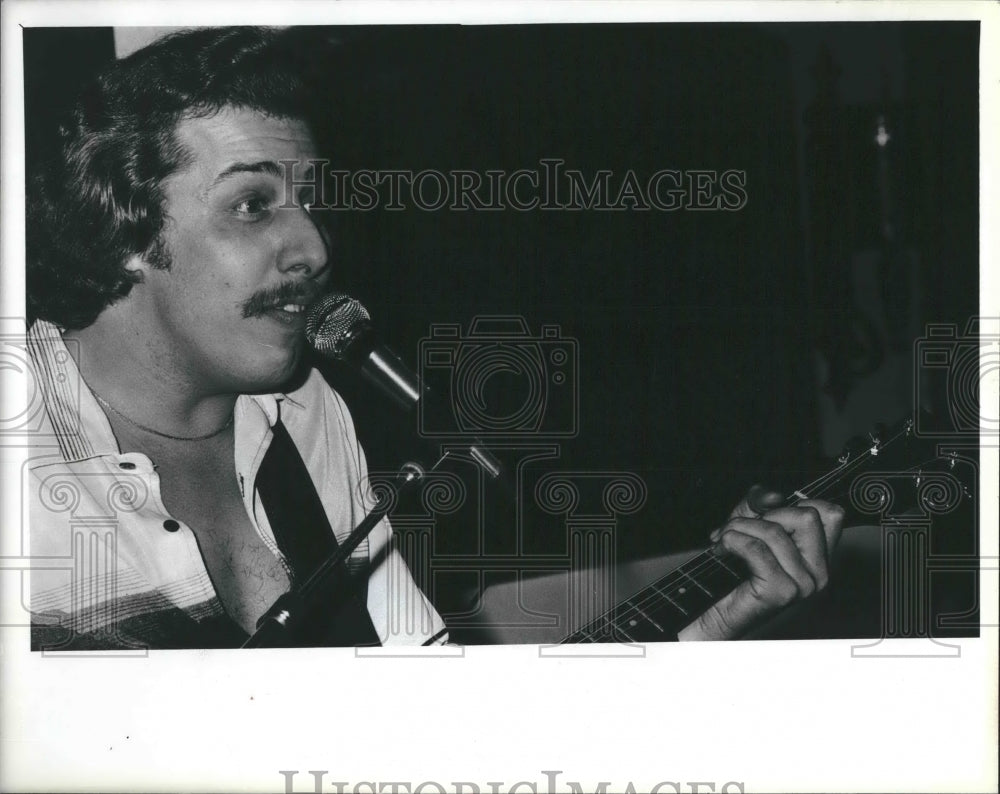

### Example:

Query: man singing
xmin=26 ymin=26 xmax=843 ymax=649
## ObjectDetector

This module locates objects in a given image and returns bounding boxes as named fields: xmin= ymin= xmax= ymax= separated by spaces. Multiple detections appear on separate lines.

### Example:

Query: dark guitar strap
xmin=255 ymin=418 xmax=381 ymax=647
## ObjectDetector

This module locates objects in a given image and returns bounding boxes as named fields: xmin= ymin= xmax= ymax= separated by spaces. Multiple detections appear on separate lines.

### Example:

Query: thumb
xmin=728 ymin=483 xmax=784 ymax=521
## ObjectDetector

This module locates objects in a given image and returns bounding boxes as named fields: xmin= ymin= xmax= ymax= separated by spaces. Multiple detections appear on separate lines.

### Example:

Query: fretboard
xmin=560 ymin=548 xmax=747 ymax=643
xmin=556 ymin=415 xmax=959 ymax=644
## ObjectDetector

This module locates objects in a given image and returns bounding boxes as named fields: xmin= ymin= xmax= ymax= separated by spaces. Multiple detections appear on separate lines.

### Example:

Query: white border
xmin=2 ymin=3 xmax=997 ymax=793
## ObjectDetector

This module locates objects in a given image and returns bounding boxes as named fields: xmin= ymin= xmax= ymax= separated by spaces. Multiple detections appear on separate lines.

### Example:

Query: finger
xmin=759 ymin=505 xmax=830 ymax=591
xmin=679 ymin=529 xmax=801 ymax=641
xmin=707 ymin=529 xmax=799 ymax=634
xmin=797 ymin=498 xmax=846 ymax=553
xmin=728 ymin=483 xmax=785 ymax=521
xmin=722 ymin=517 xmax=817 ymax=597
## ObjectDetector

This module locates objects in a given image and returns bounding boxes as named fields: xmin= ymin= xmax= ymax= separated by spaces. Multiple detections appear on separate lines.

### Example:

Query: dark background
xmin=24 ymin=23 xmax=980 ymax=636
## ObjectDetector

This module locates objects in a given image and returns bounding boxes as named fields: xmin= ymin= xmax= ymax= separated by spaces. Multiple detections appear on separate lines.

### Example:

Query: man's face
xmin=136 ymin=107 xmax=331 ymax=395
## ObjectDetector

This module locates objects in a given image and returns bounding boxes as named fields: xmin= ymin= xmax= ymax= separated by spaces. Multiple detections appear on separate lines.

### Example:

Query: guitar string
xmin=573 ymin=446 xmax=957 ymax=642
xmin=788 ymin=453 xmax=954 ymax=510
xmin=570 ymin=427 xmax=956 ymax=641
xmin=780 ymin=422 xmax=917 ymax=502
xmin=570 ymin=427 xmax=953 ymax=642
xmin=573 ymin=471 xmax=899 ymax=642
xmin=568 ymin=439 xmax=906 ymax=640
xmin=570 ymin=559 xmax=720 ymax=641
xmin=572 ymin=551 xmax=736 ymax=641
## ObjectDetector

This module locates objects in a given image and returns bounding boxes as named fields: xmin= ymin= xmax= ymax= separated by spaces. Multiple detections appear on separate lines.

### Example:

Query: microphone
xmin=305 ymin=293 xmax=502 ymax=480
xmin=306 ymin=293 xmax=422 ymax=410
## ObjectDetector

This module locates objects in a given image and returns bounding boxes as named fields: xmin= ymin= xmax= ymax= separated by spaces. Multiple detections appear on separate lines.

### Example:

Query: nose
xmin=277 ymin=203 xmax=331 ymax=281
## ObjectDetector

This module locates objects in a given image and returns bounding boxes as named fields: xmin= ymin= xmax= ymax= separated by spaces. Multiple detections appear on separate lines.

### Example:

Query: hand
xmin=677 ymin=485 xmax=845 ymax=641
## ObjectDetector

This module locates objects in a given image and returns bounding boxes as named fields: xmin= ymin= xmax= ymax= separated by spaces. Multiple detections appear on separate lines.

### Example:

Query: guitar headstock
xmin=799 ymin=414 xmax=976 ymax=522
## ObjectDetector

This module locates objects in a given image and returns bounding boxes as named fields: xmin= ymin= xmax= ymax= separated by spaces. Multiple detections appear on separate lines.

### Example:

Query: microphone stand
xmin=242 ymin=459 xmax=428 ymax=649
xmin=242 ymin=438 xmax=503 ymax=648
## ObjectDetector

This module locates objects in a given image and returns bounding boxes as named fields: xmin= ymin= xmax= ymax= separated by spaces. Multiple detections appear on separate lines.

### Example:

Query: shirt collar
xmin=28 ymin=319 xmax=304 ymax=463
xmin=243 ymin=391 xmax=305 ymax=429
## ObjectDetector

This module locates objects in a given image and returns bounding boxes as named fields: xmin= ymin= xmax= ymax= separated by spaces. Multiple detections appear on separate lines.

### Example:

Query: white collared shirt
xmin=26 ymin=319 xmax=447 ymax=649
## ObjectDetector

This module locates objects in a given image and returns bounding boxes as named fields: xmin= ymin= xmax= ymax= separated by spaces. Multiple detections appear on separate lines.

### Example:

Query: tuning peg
xmin=839 ymin=431 xmax=867 ymax=463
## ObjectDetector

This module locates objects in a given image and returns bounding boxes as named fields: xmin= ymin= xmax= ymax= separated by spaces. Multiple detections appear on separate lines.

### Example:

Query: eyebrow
xmin=208 ymin=160 xmax=286 ymax=191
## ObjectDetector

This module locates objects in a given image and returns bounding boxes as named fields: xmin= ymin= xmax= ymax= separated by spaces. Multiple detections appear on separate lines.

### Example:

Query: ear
xmin=123 ymin=252 xmax=148 ymax=282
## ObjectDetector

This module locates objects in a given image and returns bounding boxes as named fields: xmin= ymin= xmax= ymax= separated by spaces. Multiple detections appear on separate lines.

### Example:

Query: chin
xmin=231 ymin=339 xmax=308 ymax=395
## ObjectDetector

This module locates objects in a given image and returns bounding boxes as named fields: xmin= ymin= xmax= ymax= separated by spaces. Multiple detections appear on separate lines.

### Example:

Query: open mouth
xmin=263 ymin=302 xmax=309 ymax=326
xmin=245 ymin=283 xmax=323 ymax=328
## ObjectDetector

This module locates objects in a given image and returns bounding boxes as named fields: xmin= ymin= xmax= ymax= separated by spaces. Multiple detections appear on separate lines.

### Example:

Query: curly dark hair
xmin=27 ymin=26 xmax=322 ymax=330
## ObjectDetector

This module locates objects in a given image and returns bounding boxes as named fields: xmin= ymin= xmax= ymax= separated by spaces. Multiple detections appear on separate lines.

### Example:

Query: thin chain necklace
xmin=92 ymin=391 xmax=234 ymax=442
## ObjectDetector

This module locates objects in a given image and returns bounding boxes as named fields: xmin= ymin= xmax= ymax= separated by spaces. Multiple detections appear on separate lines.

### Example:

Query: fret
xmin=612 ymin=600 xmax=672 ymax=643
xmin=628 ymin=602 xmax=665 ymax=633
xmin=640 ymin=593 xmax=688 ymax=628
xmin=679 ymin=567 xmax=714 ymax=597
xmin=555 ymin=413 xmax=963 ymax=645
xmin=658 ymin=581 xmax=713 ymax=621
xmin=625 ymin=551 xmax=747 ymax=637
xmin=650 ymin=582 xmax=688 ymax=615
xmin=561 ymin=551 xmax=751 ymax=642
xmin=613 ymin=623 xmax=637 ymax=642
xmin=713 ymin=554 xmax=741 ymax=579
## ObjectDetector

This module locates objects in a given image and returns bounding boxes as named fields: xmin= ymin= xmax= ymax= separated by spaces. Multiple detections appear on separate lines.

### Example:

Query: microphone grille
xmin=305 ymin=292 xmax=372 ymax=358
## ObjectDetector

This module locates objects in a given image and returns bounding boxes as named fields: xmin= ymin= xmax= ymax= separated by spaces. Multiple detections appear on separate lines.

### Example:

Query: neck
xmin=64 ymin=312 xmax=238 ymax=440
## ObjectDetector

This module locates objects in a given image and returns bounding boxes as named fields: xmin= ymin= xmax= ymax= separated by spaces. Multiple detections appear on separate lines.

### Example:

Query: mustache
xmin=242 ymin=281 xmax=325 ymax=318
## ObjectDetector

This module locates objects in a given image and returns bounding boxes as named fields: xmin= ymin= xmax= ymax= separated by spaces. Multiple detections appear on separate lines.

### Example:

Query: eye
xmin=232 ymin=194 xmax=272 ymax=218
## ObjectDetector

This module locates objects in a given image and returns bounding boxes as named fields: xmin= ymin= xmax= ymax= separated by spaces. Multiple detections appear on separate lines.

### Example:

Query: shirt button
xmin=162 ymin=519 xmax=180 ymax=532
xmin=119 ymin=461 xmax=136 ymax=470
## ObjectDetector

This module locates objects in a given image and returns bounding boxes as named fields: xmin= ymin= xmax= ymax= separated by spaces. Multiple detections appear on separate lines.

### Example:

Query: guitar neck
xmin=560 ymin=547 xmax=747 ymax=643
xmin=558 ymin=414 xmax=963 ymax=644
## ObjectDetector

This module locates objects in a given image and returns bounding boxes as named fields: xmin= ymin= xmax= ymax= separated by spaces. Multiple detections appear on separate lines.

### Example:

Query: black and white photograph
xmin=1 ymin=2 xmax=996 ymax=792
